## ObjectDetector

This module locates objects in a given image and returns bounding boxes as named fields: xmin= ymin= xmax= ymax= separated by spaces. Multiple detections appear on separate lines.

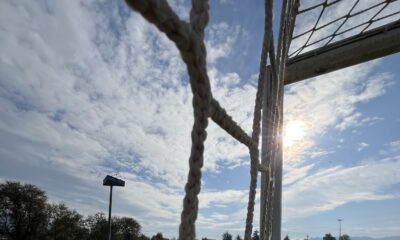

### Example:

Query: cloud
xmin=283 ymin=63 xmax=391 ymax=167
xmin=307 ymin=150 xmax=333 ymax=159
xmin=0 ymin=0 xmax=255 ymax=237
xmin=280 ymin=63 xmax=395 ymax=224
xmin=199 ymin=189 xmax=248 ymax=209
xmin=283 ymin=164 xmax=315 ymax=186
xmin=0 ymin=0 xmax=255 ymax=184
xmin=335 ymin=112 xmax=363 ymax=131
xmin=335 ymin=113 xmax=384 ymax=132
xmin=358 ymin=142 xmax=369 ymax=152
xmin=206 ymin=22 xmax=241 ymax=64
xmin=380 ymin=140 xmax=400 ymax=156
xmin=283 ymin=156 xmax=400 ymax=220
xmin=349 ymin=226 xmax=400 ymax=238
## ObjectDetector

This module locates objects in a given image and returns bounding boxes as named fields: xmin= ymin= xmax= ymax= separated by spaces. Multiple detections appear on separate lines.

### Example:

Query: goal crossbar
xmin=285 ymin=20 xmax=400 ymax=84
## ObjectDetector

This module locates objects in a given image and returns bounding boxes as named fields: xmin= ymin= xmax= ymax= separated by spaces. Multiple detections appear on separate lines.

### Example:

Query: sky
xmin=0 ymin=0 xmax=400 ymax=239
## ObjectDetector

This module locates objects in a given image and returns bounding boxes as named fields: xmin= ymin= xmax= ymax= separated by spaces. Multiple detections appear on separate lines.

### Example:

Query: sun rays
xmin=283 ymin=120 xmax=306 ymax=148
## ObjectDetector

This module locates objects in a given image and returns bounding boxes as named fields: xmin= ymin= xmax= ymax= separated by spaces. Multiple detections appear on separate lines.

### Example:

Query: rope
xmin=210 ymin=99 xmax=253 ymax=147
xmin=190 ymin=0 xmax=209 ymax=39
xmin=179 ymin=1 xmax=211 ymax=238
xmin=125 ymin=1 xmax=212 ymax=239
xmin=125 ymin=0 xmax=280 ymax=239
xmin=243 ymin=0 xmax=273 ymax=239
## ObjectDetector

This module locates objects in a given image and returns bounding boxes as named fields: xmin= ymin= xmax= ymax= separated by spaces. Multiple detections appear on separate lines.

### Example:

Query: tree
xmin=252 ymin=230 xmax=260 ymax=240
xmin=0 ymin=180 xmax=148 ymax=240
xmin=222 ymin=231 xmax=233 ymax=240
xmin=284 ymin=235 xmax=290 ymax=240
xmin=86 ymin=213 xmax=143 ymax=240
xmin=113 ymin=216 xmax=141 ymax=240
xmin=0 ymin=181 xmax=49 ymax=240
xmin=47 ymin=203 xmax=89 ymax=240
xmin=139 ymin=234 xmax=151 ymax=240
xmin=86 ymin=213 xmax=108 ymax=240
xmin=151 ymin=232 xmax=165 ymax=240
xmin=323 ymin=233 xmax=336 ymax=240
xmin=339 ymin=234 xmax=350 ymax=240
xmin=236 ymin=234 xmax=243 ymax=240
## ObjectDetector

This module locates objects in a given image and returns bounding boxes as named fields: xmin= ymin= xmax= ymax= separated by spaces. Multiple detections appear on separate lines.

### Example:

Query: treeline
xmin=323 ymin=233 xmax=351 ymax=240
xmin=0 ymin=181 xmax=164 ymax=240
xmin=1 ymin=181 xmax=352 ymax=240
xmin=215 ymin=230 xmax=260 ymax=240
xmin=217 ymin=232 xmax=351 ymax=240
xmin=0 ymin=182 xmax=271 ymax=240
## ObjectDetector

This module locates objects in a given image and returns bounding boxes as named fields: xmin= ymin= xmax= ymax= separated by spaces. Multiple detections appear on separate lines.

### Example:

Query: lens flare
xmin=283 ymin=120 xmax=306 ymax=147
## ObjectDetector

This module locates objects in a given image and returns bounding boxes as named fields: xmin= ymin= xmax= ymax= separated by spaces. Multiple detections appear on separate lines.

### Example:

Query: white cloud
xmin=307 ymin=150 xmax=334 ymax=159
xmin=336 ymin=112 xmax=363 ymax=131
xmin=199 ymin=189 xmax=248 ymax=209
xmin=358 ymin=142 xmax=369 ymax=152
xmin=0 ymin=0 xmax=255 ymax=237
xmin=0 ymin=0 xmax=254 ymax=185
xmin=336 ymin=113 xmax=384 ymax=131
xmin=380 ymin=140 xmax=400 ymax=155
xmin=283 ymin=156 xmax=400 ymax=220
xmin=349 ymin=225 xmax=400 ymax=238
xmin=206 ymin=22 xmax=241 ymax=64
xmin=283 ymin=164 xmax=315 ymax=186
xmin=283 ymin=63 xmax=391 ymax=168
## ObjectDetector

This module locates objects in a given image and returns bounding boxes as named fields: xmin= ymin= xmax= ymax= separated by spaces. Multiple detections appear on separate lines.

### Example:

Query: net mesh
xmin=289 ymin=0 xmax=400 ymax=57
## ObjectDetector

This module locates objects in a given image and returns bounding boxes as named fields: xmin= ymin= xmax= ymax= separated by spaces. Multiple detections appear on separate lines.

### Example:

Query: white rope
xmin=125 ymin=1 xmax=212 ymax=239
xmin=210 ymin=99 xmax=253 ymax=147
xmin=244 ymin=0 xmax=273 ymax=239
xmin=125 ymin=0 xmax=292 ymax=239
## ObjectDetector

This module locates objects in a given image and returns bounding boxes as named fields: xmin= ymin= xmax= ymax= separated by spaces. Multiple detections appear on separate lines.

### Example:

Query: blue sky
xmin=0 ymin=0 xmax=399 ymax=239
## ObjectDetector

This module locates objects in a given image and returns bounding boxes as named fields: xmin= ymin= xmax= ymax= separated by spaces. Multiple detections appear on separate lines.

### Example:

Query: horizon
xmin=0 ymin=0 xmax=399 ymax=239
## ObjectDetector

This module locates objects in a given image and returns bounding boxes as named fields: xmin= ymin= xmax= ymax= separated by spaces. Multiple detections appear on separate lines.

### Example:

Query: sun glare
xmin=283 ymin=120 xmax=306 ymax=147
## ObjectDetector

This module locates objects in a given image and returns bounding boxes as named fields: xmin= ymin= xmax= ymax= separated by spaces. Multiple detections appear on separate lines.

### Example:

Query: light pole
xmin=103 ymin=175 xmax=125 ymax=240
xmin=338 ymin=219 xmax=343 ymax=240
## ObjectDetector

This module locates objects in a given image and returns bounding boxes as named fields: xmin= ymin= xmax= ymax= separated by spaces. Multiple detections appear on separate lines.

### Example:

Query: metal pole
xmin=338 ymin=219 xmax=342 ymax=240
xmin=272 ymin=78 xmax=283 ymax=240
xmin=108 ymin=185 xmax=113 ymax=240
xmin=260 ymin=67 xmax=270 ymax=240
xmin=260 ymin=66 xmax=283 ymax=240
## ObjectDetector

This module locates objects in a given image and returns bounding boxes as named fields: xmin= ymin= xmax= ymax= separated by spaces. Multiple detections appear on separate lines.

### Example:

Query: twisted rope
xmin=179 ymin=1 xmax=211 ymax=238
xmin=125 ymin=0 xmax=283 ymax=239
xmin=125 ymin=1 xmax=212 ymax=239
xmin=190 ymin=0 xmax=209 ymax=39
xmin=243 ymin=0 xmax=273 ymax=239
xmin=210 ymin=99 xmax=253 ymax=147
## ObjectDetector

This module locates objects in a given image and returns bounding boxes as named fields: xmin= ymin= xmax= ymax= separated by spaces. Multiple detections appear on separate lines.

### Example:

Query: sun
xmin=283 ymin=120 xmax=306 ymax=147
